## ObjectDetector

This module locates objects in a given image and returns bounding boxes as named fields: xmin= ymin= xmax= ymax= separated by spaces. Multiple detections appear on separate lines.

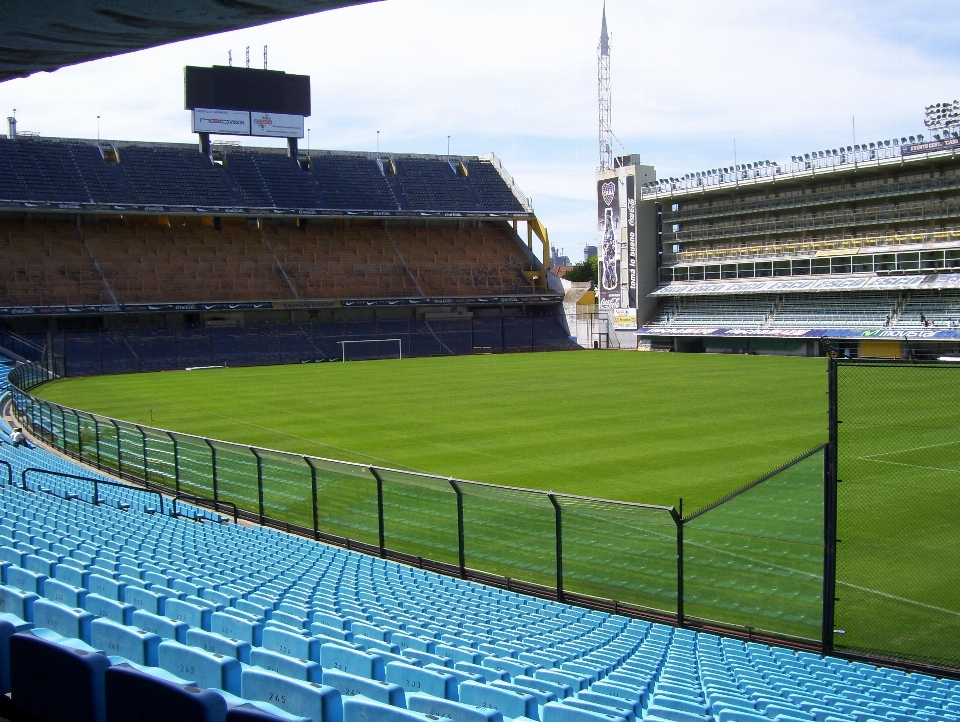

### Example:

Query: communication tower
xmin=598 ymin=4 xmax=613 ymax=171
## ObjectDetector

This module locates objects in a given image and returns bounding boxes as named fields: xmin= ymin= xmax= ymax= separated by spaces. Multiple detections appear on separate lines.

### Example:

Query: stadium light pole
xmin=447 ymin=135 xmax=450 ymax=158
xmin=96 ymin=115 xmax=100 ymax=142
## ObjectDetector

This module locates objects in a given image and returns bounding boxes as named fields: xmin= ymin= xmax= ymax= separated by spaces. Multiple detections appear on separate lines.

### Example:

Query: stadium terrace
xmin=624 ymin=124 xmax=960 ymax=359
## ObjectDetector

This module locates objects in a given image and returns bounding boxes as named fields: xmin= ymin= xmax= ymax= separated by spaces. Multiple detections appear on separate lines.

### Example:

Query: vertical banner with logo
xmin=626 ymin=174 xmax=637 ymax=309
xmin=598 ymin=177 xmax=620 ymax=313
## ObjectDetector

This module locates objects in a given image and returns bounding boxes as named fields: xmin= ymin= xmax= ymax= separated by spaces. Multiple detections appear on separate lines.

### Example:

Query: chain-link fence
xmin=833 ymin=360 xmax=960 ymax=670
xmin=683 ymin=446 xmax=826 ymax=644
xmin=8 ymin=360 xmax=829 ymax=649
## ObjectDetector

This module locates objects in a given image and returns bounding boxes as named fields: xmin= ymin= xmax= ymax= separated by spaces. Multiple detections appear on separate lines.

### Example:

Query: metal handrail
xmin=21 ymin=467 xmax=164 ymax=514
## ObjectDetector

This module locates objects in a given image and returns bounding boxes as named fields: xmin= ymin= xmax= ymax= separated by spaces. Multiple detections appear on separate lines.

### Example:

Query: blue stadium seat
xmin=385 ymin=661 xmax=458 ymax=700
xmin=105 ymin=661 xmax=228 ymax=722
xmin=542 ymin=702 xmax=628 ymax=722
xmin=132 ymin=608 xmax=189 ymax=643
xmin=459 ymin=680 xmax=539 ymax=721
xmin=188 ymin=627 xmax=254 ymax=663
xmin=241 ymin=667 xmax=342 ymax=722
xmin=10 ymin=629 xmax=111 ymax=722
xmin=342 ymin=695 xmax=435 ymax=722
xmin=0 ymin=612 xmax=32 ymax=694
xmin=32 ymin=598 xmax=96 ymax=643
xmin=407 ymin=692 xmax=504 ymax=722
xmin=321 ymin=643 xmax=386 ymax=681
xmin=0 ymin=584 xmax=38 ymax=621
xmin=320 ymin=669 xmax=405 ymax=707
xmin=252 ymin=647 xmax=324 ymax=683
xmin=159 ymin=639 xmax=243 ymax=695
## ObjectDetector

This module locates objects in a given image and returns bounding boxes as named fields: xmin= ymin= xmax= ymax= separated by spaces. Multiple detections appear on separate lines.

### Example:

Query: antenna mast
xmin=598 ymin=4 xmax=613 ymax=171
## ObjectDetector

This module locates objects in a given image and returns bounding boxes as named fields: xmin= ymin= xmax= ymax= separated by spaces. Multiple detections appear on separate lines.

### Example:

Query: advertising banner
xmin=636 ymin=326 xmax=960 ymax=341
xmin=597 ymin=177 xmax=620 ymax=311
xmin=626 ymin=174 xmax=637 ymax=308
xmin=251 ymin=112 xmax=305 ymax=138
xmin=192 ymin=108 xmax=250 ymax=135
xmin=901 ymin=136 xmax=960 ymax=156
xmin=613 ymin=308 xmax=637 ymax=330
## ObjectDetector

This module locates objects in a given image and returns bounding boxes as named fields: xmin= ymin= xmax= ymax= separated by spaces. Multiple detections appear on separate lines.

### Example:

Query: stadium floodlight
xmin=925 ymin=100 xmax=960 ymax=133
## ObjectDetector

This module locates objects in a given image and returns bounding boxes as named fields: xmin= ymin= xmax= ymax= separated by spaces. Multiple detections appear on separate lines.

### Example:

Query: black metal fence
xmin=9 ymin=360 xmax=830 ymax=651
xmin=831 ymin=359 xmax=960 ymax=672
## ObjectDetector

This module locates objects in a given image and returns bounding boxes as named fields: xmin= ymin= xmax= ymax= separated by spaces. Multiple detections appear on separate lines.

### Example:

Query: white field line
xmin=674 ymin=529 xmax=960 ymax=618
xmin=858 ymin=438 xmax=960 ymax=459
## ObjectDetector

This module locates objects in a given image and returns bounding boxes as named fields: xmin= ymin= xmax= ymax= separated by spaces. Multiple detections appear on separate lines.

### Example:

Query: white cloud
xmin=2 ymin=0 xmax=959 ymax=254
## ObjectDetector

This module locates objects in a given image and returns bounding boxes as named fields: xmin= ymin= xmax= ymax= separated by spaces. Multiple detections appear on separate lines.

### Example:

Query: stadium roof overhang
xmin=0 ymin=0 xmax=379 ymax=83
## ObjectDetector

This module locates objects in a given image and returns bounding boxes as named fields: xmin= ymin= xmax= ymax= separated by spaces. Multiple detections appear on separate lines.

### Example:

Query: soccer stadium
xmin=0 ymin=2 xmax=958 ymax=722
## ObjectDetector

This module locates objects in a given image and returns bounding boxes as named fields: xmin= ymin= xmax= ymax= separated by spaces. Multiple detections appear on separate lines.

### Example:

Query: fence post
xmin=136 ymin=426 xmax=148 ymax=483
xmin=305 ymin=457 xmax=319 ymax=541
xmin=59 ymin=406 xmax=67 ymax=450
xmin=549 ymin=494 xmax=563 ymax=602
xmin=448 ymin=479 xmax=465 ymax=578
xmin=251 ymin=447 xmax=264 ymax=525
xmin=205 ymin=438 xmax=219 ymax=503
xmin=823 ymin=360 xmax=839 ymax=654
xmin=675 ymin=500 xmax=684 ymax=628
xmin=37 ymin=401 xmax=48 ymax=445
xmin=93 ymin=417 xmax=102 ymax=470
xmin=369 ymin=467 xmax=386 ymax=558
xmin=168 ymin=431 xmax=181 ymax=495
xmin=74 ymin=410 xmax=83 ymax=460
xmin=111 ymin=419 xmax=123 ymax=478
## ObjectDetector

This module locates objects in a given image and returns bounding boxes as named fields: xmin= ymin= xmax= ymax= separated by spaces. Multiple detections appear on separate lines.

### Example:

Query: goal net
xmin=339 ymin=338 xmax=403 ymax=362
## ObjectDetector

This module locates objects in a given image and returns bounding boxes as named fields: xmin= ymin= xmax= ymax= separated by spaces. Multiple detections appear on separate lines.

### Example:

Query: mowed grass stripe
xmin=36 ymin=351 xmax=826 ymax=510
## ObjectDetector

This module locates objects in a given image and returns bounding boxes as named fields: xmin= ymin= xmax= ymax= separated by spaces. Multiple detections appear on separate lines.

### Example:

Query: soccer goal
xmin=338 ymin=338 xmax=403 ymax=362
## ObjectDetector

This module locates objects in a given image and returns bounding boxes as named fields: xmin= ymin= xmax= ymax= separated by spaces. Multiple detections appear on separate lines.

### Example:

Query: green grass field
xmin=27 ymin=352 xmax=960 ymax=666
xmin=36 ymin=351 xmax=827 ymax=512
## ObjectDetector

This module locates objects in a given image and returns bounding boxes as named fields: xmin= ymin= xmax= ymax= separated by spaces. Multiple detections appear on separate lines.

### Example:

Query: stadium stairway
xmin=0 ymin=377 xmax=958 ymax=719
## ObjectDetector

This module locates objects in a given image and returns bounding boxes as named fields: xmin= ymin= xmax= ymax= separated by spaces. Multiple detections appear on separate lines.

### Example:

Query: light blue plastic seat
xmin=342 ymin=695 xmax=437 ymax=722
xmin=133 ymin=609 xmax=189 ymax=643
xmin=263 ymin=626 xmax=324 ymax=663
xmin=91 ymin=617 xmax=161 ymax=665
xmin=321 ymin=643 xmax=386 ymax=681
xmin=241 ymin=667 xmax=341 ymax=722
xmin=32 ymin=598 xmax=95 ymax=643
xmin=385 ymin=661 xmax=458 ymax=701
xmin=562 ymin=699 xmax=634 ymax=722
xmin=158 ymin=639 xmax=243 ymax=696
xmin=86 ymin=573 xmax=125 ymax=601
xmin=542 ymin=701 xmax=627 ymax=722
xmin=455 ymin=661 xmax=507 ymax=683
xmin=0 ymin=584 xmax=38 ymax=622
xmin=251 ymin=647 xmax=323 ymax=683
xmin=320 ymin=669 xmax=405 ymax=707
xmin=6 ymin=566 xmax=46 ymax=596
xmin=459 ymin=680 xmax=539 ymax=721
xmin=168 ymin=598 xmax=214 ymax=631
xmin=407 ymin=692 xmax=505 ymax=722
xmin=214 ymin=610 xmax=264 ymax=647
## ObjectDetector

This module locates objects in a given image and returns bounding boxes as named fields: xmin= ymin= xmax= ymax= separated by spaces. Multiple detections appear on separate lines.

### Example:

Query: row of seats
xmin=0 ymin=411 xmax=956 ymax=722
xmin=0 ymin=219 xmax=541 ymax=307
xmin=0 ymin=138 xmax=527 ymax=215
xmin=647 ymin=292 xmax=960 ymax=330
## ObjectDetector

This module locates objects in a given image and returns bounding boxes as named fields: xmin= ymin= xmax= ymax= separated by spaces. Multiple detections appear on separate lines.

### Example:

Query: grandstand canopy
xmin=0 ymin=0 xmax=377 ymax=83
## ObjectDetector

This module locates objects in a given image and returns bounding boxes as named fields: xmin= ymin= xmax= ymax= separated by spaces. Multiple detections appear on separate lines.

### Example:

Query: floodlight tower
xmin=598 ymin=4 xmax=613 ymax=171
xmin=925 ymin=100 xmax=960 ymax=135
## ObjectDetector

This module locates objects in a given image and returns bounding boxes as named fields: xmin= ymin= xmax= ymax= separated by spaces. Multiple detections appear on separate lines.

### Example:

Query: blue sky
xmin=2 ymin=0 xmax=959 ymax=258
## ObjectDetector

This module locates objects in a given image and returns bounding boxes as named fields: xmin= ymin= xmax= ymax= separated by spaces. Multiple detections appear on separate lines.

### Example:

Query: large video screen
xmin=184 ymin=66 xmax=311 ymax=116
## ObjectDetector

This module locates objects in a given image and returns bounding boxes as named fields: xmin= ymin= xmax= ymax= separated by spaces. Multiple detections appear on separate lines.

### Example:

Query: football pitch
xmin=35 ymin=351 xmax=827 ymax=512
